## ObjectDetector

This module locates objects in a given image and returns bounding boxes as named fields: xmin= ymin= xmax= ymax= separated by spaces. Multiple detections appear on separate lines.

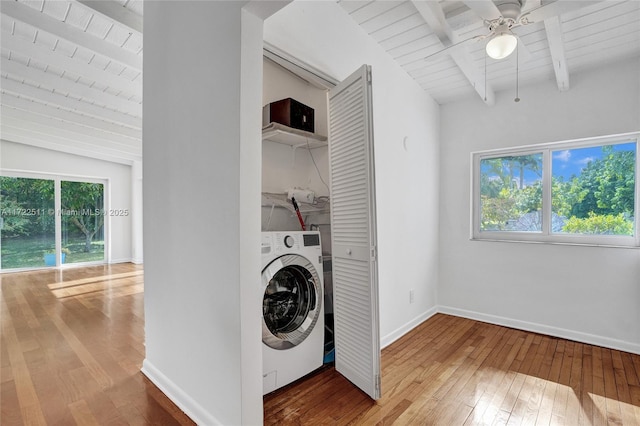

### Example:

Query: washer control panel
xmin=262 ymin=232 xmax=321 ymax=255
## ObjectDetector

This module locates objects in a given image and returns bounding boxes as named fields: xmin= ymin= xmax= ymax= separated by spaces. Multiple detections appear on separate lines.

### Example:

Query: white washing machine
xmin=261 ymin=231 xmax=324 ymax=395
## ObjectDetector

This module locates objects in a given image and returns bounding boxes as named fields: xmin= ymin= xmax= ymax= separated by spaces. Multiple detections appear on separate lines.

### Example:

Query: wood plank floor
xmin=1 ymin=263 xmax=194 ymax=425
xmin=3 ymin=264 xmax=640 ymax=425
xmin=264 ymin=314 xmax=640 ymax=425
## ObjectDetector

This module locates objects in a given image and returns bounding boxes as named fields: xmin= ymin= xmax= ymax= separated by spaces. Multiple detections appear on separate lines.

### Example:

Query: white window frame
xmin=471 ymin=132 xmax=640 ymax=248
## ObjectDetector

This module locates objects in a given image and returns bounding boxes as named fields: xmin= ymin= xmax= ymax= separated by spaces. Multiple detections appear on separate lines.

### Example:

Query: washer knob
xmin=284 ymin=235 xmax=294 ymax=248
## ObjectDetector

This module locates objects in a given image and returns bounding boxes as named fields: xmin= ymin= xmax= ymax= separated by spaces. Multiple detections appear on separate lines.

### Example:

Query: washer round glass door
xmin=262 ymin=254 xmax=322 ymax=350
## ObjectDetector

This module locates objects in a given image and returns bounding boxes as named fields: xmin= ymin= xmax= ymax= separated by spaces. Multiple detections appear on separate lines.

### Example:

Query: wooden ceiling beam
xmin=462 ymin=0 xmax=502 ymax=21
xmin=2 ymin=58 xmax=142 ymax=117
xmin=544 ymin=16 xmax=570 ymax=91
xmin=1 ymin=77 xmax=142 ymax=128
xmin=1 ymin=92 xmax=142 ymax=139
xmin=2 ymin=106 xmax=142 ymax=151
xmin=1 ymin=29 xmax=141 ymax=96
xmin=76 ymin=0 xmax=142 ymax=37
xmin=0 ymin=124 xmax=140 ymax=165
xmin=412 ymin=0 xmax=495 ymax=106
xmin=2 ymin=0 xmax=142 ymax=72
xmin=525 ymin=1 xmax=604 ymax=23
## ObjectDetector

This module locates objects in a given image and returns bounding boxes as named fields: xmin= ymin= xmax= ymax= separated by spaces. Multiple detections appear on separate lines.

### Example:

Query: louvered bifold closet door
xmin=329 ymin=65 xmax=381 ymax=400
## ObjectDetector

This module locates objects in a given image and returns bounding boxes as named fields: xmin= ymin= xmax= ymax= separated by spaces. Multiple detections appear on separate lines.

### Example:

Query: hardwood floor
xmin=1 ymin=263 xmax=194 ymax=425
xmin=264 ymin=314 xmax=640 ymax=425
xmin=3 ymin=265 xmax=640 ymax=425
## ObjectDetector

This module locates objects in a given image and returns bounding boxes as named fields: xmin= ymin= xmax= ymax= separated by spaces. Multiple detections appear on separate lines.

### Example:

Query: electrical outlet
xmin=409 ymin=289 xmax=415 ymax=304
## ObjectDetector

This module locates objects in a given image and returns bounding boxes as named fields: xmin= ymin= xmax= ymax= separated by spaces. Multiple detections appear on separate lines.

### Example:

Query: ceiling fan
xmin=424 ymin=0 xmax=533 ymax=61
xmin=481 ymin=0 xmax=532 ymax=59
xmin=424 ymin=0 xmax=596 ymax=62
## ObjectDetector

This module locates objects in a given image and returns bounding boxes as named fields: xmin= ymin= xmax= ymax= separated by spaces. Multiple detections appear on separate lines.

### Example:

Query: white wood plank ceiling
xmin=339 ymin=0 xmax=640 ymax=106
xmin=1 ymin=0 xmax=142 ymax=164
xmin=1 ymin=1 xmax=639 ymax=164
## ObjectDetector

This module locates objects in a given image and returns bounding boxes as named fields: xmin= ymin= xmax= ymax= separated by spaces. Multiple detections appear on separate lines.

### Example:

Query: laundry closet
xmin=261 ymin=53 xmax=381 ymax=399
xmin=261 ymin=57 xmax=334 ymax=313
xmin=260 ymin=55 xmax=336 ymax=395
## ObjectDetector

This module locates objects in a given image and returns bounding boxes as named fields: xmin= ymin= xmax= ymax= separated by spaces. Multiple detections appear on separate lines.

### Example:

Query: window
xmin=472 ymin=133 xmax=639 ymax=247
xmin=480 ymin=153 xmax=543 ymax=232
xmin=0 ymin=176 xmax=55 ymax=269
xmin=1 ymin=173 xmax=107 ymax=270
xmin=61 ymin=181 xmax=105 ymax=264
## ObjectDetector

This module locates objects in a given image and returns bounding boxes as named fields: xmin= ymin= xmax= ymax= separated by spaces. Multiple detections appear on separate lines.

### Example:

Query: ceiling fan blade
xmin=462 ymin=0 xmax=502 ymax=21
xmin=422 ymin=35 xmax=485 ymax=62
xmin=523 ymin=0 xmax=604 ymax=23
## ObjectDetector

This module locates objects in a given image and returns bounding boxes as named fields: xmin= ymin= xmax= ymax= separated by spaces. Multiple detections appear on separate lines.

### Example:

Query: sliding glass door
xmin=0 ymin=176 xmax=56 ymax=269
xmin=0 ymin=174 xmax=107 ymax=270
xmin=61 ymin=181 xmax=105 ymax=265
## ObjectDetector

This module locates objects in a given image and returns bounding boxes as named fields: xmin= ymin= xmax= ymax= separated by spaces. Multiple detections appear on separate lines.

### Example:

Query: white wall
xmin=439 ymin=57 xmax=640 ymax=354
xmin=265 ymin=1 xmax=441 ymax=346
xmin=142 ymin=2 xmax=263 ymax=425
xmin=0 ymin=140 xmax=133 ymax=263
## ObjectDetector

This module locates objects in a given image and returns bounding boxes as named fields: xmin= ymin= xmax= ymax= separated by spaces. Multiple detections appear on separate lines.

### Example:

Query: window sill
xmin=470 ymin=236 xmax=640 ymax=249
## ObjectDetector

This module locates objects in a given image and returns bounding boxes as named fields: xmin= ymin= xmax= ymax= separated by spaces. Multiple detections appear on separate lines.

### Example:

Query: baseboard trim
xmin=438 ymin=305 xmax=640 ymax=355
xmin=381 ymin=306 xmax=438 ymax=349
xmin=109 ymin=258 xmax=133 ymax=264
xmin=141 ymin=359 xmax=222 ymax=425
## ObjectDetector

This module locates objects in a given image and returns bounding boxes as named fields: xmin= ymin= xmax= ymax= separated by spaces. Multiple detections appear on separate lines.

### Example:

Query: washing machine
xmin=261 ymin=231 xmax=324 ymax=395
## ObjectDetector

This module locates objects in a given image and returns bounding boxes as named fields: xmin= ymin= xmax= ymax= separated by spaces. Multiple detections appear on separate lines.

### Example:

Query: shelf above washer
xmin=262 ymin=122 xmax=327 ymax=149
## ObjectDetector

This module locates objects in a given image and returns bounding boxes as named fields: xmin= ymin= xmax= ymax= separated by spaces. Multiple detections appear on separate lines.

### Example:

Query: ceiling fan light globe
xmin=486 ymin=33 xmax=518 ymax=60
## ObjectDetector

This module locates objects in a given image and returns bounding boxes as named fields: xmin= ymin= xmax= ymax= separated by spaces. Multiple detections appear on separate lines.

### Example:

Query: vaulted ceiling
xmin=1 ymin=1 xmax=639 ymax=165
xmin=1 ymin=0 xmax=142 ymax=164
xmin=339 ymin=0 xmax=640 ymax=105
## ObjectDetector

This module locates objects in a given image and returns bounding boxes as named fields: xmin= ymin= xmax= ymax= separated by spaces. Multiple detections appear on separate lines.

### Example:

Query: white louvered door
xmin=329 ymin=65 xmax=380 ymax=400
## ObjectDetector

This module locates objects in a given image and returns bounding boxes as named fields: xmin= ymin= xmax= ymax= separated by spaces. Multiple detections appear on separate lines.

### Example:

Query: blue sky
xmin=481 ymin=141 xmax=636 ymax=188
xmin=552 ymin=142 xmax=636 ymax=181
